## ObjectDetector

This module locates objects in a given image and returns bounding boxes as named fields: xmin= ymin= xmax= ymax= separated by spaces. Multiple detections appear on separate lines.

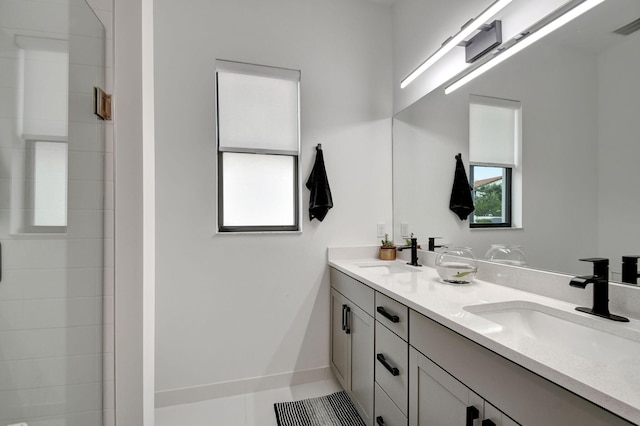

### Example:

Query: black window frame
xmin=469 ymin=165 xmax=512 ymax=229
xmin=215 ymin=60 xmax=301 ymax=233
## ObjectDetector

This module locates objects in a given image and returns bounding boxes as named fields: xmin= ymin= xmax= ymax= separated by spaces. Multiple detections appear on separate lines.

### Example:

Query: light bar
xmin=400 ymin=0 xmax=512 ymax=89
xmin=444 ymin=0 xmax=606 ymax=94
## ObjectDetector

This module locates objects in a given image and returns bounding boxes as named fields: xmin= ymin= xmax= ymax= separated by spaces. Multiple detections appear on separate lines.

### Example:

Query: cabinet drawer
xmin=330 ymin=268 xmax=375 ymax=316
xmin=375 ymin=292 xmax=409 ymax=341
xmin=375 ymin=321 xmax=408 ymax=415
xmin=375 ymin=383 xmax=407 ymax=426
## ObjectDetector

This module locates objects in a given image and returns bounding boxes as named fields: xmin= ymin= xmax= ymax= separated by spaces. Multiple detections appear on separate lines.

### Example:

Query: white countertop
xmin=329 ymin=257 xmax=640 ymax=424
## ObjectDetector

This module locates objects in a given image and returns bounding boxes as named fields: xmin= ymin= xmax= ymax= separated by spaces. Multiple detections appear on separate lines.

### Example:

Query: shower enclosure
xmin=0 ymin=0 xmax=111 ymax=425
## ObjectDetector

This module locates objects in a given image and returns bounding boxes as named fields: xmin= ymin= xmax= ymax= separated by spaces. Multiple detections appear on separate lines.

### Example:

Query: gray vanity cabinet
xmin=409 ymin=347 xmax=518 ymax=426
xmin=330 ymin=270 xmax=375 ymax=425
xmin=374 ymin=292 xmax=409 ymax=426
xmin=330 ymin=266 xmax=635 ymax=426
xmin=409 ymin=310 xmax=633 ymax=426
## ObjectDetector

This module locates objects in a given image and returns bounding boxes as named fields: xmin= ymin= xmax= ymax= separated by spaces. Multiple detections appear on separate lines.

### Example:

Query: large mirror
xmin=393 ymin=0 xmax=640 ymax=282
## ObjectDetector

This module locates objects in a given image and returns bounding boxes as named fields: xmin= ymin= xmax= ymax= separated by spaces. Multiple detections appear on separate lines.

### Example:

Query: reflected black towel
xmin=306 ymin=145 xmax=333 ymax=221
xmin=449 ymin=154 xmax=475 ymax=221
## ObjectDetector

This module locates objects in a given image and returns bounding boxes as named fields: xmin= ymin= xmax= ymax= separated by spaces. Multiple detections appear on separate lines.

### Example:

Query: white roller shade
xmin=469 ymin=96 xmax=520 ymax=167
xmin=217 ymin=61 xmax=299 ymax=153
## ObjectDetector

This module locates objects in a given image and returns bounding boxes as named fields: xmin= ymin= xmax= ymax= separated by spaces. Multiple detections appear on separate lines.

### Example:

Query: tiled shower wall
xmin=0 ymin=0 xmax=114 ymax=424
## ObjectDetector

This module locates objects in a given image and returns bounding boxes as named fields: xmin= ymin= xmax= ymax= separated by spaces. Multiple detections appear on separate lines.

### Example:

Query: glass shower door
xmin=0 ymin=0 xmax=108 ymax=424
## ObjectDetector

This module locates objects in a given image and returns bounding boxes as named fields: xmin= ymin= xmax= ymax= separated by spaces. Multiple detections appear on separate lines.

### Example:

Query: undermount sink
xmin=355 ymin=262 xmax=419 ymax=275
xmin=464 ymin=300 xmax=640 ymax=364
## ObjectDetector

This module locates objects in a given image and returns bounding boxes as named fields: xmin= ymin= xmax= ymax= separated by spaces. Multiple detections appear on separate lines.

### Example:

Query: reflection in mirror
xmin=12 ymin=36 xmax=69 ymax=233
xmin=393 ymin=0 xmax=640 ymax=282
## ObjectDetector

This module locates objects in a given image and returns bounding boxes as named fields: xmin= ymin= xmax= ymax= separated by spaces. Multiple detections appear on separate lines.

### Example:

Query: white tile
xmin=0 ymin=0 xmax=69 ymax=35
xmin=68 ymin=180 xmax=102 ymax=210
xmin=156 ymin=379 xmax=345 ymax=426
xmin=67 ymin=238 xmax=102 ymax=269
xmin=156 ymin=394 xmax=246 ymax=426
xmin=0 ymin=87 xmax=17 ymax=118
xmin=0 ymin=118 xmax=18 ymax=147
xmin=69 ymin=34 xmax=100 ymax=67
xmin=67 ymin=210 xmax=104 ymax=239
xmin=2 ymin=239 xmax=68 ymax=270
xmin=68 ymin=150 xmax=104 ymax=180
xmin=68 ymin=122 xmax=103 ymax=153
xmin=69 ymin=64 xmax=100 ymax=96
xmin=69 ymin=92 xmax=98 ymax=125
xmin=0 ymin=57 xmax=17 ymax=88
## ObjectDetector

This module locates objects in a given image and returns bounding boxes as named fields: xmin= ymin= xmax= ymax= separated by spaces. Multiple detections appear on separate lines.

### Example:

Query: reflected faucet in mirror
xmin=397 ymin=237 xmax=421 ymax=267
xmin=569 ymin=258 xmax=629 ymax=322
xmin=622 ymin=255 xmax=640 ymax=285
xmin=428 ymin=237 xmax=443 ymax=252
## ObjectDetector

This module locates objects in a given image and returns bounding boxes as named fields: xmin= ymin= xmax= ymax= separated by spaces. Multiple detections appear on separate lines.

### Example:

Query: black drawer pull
xmin=466 ymin=406 xmax=479 ymax=426
xmin=376 ymin=353 xmax=399 ymax=376
xmin=481 ymin=420 xmax=496 ymax=426
xmin=345 ymin=306 xmax=351 ymax=334
xmin=376 ymin=416 xmax=385 ymax=425
xmin=341 ymin=304 xmax=347 ymax=331
xmin=377 ymin=306 xmax=399 ymax=323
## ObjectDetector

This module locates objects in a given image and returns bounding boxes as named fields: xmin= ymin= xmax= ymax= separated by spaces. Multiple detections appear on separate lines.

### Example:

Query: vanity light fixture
xmin=444 ymin=0 xmax=606 ymax=94
xmin=400 ymin=0 xmax=512 ymax=89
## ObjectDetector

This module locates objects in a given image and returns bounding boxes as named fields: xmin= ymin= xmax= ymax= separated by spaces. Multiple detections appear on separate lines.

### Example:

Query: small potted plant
xmin=380 ymin=234 xmax=397 ymax=261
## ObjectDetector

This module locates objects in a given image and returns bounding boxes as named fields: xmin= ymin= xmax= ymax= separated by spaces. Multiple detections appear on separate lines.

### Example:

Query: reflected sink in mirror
xmin=355 ymin=261 xmax=420 ymax=275
xmin=464 ymin=301 xmax=640 ymax=364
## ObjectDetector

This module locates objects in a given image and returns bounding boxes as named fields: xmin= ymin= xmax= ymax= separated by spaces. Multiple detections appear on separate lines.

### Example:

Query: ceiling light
xmin=400 ymin=0 xmax=512 ymax=89
xmin=444 ymin=0 xmax=606 ymax=94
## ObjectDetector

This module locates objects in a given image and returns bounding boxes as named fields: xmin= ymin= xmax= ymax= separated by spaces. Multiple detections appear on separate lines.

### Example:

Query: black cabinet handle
xmin=341 ymin=304 xmax=347 ymax=331
xmin=481 ymin=420 xmax=496 ymax=426
xmin=377 ymin=306 xmax=399 ymax=323
xmin=376 ymin=353 xmax=399 ymax=376
xmin=466 ymin=406 xmax=479 ymax=426
xmin=345 ymin=306 xmax=351 ymax=334
xmin=376 ymin=416 xmax=385 ymax=425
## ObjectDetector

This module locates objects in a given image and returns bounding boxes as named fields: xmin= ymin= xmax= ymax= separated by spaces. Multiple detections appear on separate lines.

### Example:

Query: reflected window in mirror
xmin=470 ymin=165 xmax=511 ymax=227
xmin=469 ymin=95 xmax=521 ymax=228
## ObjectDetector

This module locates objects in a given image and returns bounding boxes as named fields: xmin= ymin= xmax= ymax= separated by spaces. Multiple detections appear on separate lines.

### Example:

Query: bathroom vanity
xmin=328 ymin=248 xmax=640 ymax=426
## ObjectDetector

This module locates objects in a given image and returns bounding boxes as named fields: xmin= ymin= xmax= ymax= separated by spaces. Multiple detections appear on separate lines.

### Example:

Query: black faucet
xmin=621 ymin=255 xmax=640 ymax=285
xmin=569 ymin=258 xmax=629 ymax=322
xmin=397 ymin=237 xmax=421 ymax=267
xmin=428 ymin=237 xmax=443 ymax=252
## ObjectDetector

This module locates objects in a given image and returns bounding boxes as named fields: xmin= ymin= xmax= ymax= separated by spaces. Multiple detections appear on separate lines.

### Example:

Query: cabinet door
xmin=409 ymin=347 xmax=478 ymax=426
xmin=330 ymin=288 xmax=375 ymax=425
xmin=330 ymin=288 xmax=351 ymax=389
xmin=350 ymin=300 xmax=375 ymax=426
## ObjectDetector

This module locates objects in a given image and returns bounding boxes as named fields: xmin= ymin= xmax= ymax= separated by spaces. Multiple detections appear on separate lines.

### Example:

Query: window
xmin=216 ymin=60 xmax=301 ymax=232
xmin=30 ymin=140 xmax=68 ymax=229
xmin=469 ymin=95 xmax=521 ymax=228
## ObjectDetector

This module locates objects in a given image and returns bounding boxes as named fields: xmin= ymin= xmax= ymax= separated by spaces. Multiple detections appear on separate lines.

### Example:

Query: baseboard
xmin=155 ymin=366 xmax=334 ymax=408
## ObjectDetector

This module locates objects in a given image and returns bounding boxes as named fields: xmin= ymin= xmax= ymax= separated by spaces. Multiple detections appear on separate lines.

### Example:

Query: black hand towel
xmin=306 ymin=145 xmax=333 ymax=222
xmin=449 ymin=154 xmax=475 ymax=221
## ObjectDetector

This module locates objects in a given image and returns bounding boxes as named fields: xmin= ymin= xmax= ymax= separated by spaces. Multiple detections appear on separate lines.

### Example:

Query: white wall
xmin=154 ymin=0 xmax=393 ymax=398
xmin=393 ymin=40 xmax=599 ymax=276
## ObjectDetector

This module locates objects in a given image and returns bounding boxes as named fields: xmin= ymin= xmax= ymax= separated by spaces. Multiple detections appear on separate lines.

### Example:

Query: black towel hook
xmin=455 ymin=153 xmax=462 ymax=160
xmin=316 ymin=143 xmax=322 ymax=151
